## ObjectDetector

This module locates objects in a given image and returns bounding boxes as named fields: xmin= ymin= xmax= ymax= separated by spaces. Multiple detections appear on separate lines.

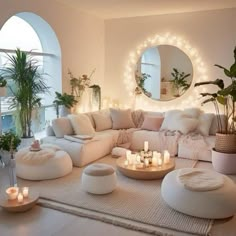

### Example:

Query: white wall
xmin=104 ymin=8 xmax=236 ymax=110
xmin=0 ymin=0 xmax=105 ymax=95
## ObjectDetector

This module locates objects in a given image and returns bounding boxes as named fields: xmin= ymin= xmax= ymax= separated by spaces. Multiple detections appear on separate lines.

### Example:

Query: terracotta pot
xmin=212 ymin=149 xmax=236 ymax=174
xmin=215 ymin=133 xmax=236 ymax=153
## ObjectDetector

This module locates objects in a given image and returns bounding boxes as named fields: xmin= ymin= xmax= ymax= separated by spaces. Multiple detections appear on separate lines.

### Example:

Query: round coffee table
xmin=116 ymin=156 xmax=175 ymax=180
xmin=0 ymin=191 xmax=39 ymax=212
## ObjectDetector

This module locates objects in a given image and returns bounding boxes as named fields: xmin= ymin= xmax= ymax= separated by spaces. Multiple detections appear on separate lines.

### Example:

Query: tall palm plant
xmin=1 ymin=49 xmax=49 ymax=138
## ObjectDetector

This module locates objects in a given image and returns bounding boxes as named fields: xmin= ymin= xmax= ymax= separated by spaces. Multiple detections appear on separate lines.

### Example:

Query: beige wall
xmin=104 ymin=8 xmax=236 ymax=110
xmin=0 ymin=0 xmax=105 ymax=94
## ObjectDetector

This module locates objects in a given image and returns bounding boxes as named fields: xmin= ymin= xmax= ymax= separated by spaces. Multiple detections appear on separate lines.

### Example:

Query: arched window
xmin=0 ymin=12 xmax=61 ymax=135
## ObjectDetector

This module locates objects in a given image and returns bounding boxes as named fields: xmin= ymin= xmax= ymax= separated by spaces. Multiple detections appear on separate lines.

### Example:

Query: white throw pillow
xmin=52 ymin=117 xmax=74 ymax=138
xmin=92 ymin=112 xmax=112 ymax=131
xmin=183 ymin=108 xmax=203 ymax=118
xmin=110 ymin=108 xmax=135 ymax=129
xmin=160 ymin=110 xmax=183 ymax=130
xmin=68 ymin=114 xmax=95 ymax=135
xmin=171 ymin=116 xmax=198 ymax=134
xmin=196 ymin=113 xmax=214 ymax=136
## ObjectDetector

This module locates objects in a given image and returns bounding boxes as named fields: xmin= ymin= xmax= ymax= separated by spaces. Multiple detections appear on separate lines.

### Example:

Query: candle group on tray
xmin=6 ymin=186 xmax=29 ymax=203
xmin=124 ymin=141 xmax=170 ymax=169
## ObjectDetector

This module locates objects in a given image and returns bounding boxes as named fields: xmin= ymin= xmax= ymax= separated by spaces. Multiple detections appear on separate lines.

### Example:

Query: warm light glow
xmin=124 ymin=33 xmax=208 ymax=110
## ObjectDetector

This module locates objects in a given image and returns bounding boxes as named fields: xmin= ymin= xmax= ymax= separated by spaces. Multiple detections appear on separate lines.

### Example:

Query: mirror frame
xmin=124 ymin=33 xmax=208 ymax=111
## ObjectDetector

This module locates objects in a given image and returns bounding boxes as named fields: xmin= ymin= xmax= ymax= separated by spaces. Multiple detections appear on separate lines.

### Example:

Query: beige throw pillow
xmin=141 ymin=116 xmax=164 ymax=131
xmin=68 ymin=114 xmax=95 ymax=135
xmin=110 ymin=108 xmax=135 ymax=129
xmin=52 ymin=117 xmax=74 ymax=138
xmin=92 ymin=112 xmax=112 ymax=131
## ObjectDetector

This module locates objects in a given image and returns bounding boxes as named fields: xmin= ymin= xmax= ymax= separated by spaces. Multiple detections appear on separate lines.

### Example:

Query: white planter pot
xmin=60 ymin=106 xmax=71 ymax=117
xmin=212 ymin=149 xmax=236 ymax=174
xmin=19 ymin=137 xmax=35 ymax=149
xmin=0 ymin=150 xmax=11 ymax=165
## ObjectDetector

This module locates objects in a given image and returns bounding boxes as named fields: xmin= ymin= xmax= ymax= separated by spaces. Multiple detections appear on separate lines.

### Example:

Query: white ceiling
xmin=56 ymin=0 xmax=236 ymax=19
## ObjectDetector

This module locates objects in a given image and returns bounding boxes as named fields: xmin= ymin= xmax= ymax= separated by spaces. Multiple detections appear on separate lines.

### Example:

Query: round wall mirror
xmin=135 ymin=45 xmax=193 ymax=101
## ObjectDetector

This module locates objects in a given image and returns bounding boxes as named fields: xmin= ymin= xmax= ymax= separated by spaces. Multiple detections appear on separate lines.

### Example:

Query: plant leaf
xmin=216 ymin=95 xmax=226 ymax=105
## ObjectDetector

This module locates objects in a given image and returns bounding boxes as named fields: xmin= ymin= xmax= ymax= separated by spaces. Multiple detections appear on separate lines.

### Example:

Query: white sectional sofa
xmin=42 ymin=108 xmax=221 ymax=167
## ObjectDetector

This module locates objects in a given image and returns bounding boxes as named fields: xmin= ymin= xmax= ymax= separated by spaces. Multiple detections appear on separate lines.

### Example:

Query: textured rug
xmin=1 ymin=157 xmax=213 ymax=236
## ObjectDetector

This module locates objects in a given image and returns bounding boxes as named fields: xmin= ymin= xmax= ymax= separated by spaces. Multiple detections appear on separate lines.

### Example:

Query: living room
xmin=0 ymin=0 xmax=236 ymax=236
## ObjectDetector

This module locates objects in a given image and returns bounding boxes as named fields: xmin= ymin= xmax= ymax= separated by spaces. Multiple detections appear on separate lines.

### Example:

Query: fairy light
xmin=123 ymin=33 xmax=208 ymax=110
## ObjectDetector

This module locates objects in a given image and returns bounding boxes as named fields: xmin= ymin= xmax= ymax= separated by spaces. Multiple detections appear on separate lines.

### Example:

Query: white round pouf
xmin=82 ymin=163 xmax=117 ymax=194
xmin=161 ymin=168 xmax=236 ymax=219
xmin=15 ymin=144 xmax=73 ymax=180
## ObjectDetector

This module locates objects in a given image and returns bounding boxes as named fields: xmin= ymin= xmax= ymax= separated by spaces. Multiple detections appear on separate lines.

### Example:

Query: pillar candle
xmin=124 ymin=160 xmax=128 ymax=167
xmin=144 ymin=158 xmax=149 ymax=167
xmin=152 ymin=156 xmax=158 ymax=167
xmin=164 ymin=150 xmax=170 ymax=164
xmin=17 ymin=193 xmax=23 ymax=203
xmin=126 ymin=150 xmax=131 ymax=160
xmin=157 ymin=158 xmax=162 ymax=166
xmin=22 ymin=187 xmax=29 ymax=198
xmin=144 ymin=141 xmax=149 ymax=152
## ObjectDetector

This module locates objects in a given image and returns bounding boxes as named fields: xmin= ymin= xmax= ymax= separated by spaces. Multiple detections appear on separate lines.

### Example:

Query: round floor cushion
xmin=82 ymin=163 xmax=117 ymax=194
xmin=15 ymin=144 xmax=73 ymax=180
xmin=161 ymin=168 xmax=236 ymax=219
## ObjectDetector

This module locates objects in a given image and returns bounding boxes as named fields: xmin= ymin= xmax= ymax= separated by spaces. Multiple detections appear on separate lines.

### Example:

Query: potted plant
xmin=0 ymin=131 xmax=21 ymax=186
xmin=1 ymin=49 xmax=49 ymax=146
xmin=195 ymin=46 xmax=236 ymax=174
xmin=171 ymin=68 xmax=191 ymax=97
xmin=135 ymin=72 xmax=152 ymax=97
xmin=89 ymin=84 xmax=101 ymax=110
xmin=53 ymin=92 xmax=78 ymax=117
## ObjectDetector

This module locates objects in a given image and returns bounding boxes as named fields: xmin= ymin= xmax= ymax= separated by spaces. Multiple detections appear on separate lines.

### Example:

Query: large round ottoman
xmin=15 ymin=144 xmax=73 ymax=180
xmin=82 ymin=163 xmax=117 ymax=194
xmin=161 ymin=168 xmax=236 ymax=219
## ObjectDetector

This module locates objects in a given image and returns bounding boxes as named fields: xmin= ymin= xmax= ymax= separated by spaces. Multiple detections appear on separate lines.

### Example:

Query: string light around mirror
xmin=124 ymin=33 xmax=208 ymax=111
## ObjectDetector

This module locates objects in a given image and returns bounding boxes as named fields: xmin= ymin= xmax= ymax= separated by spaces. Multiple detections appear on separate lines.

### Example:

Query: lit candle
xmin=164 ymin=150 xmax=170 ymax=164
xmin=17 ymin=193 xmax=24 ymax=203
xmin=22 ymin=187 xmax=29 ymax=198
xmin=144 ymin=141 xmax=149 ymax=152
xmin=126 ymin=150 xmax=131 ymax=160
xmin=124 ymin=160 xmax=128 ymax=167
xmin=144 ymin=158 xmax=149 ymax=167
xmin=6 ymin=187 xmax=19 ymax=200
xmin=136 ymin=155 xmax=141 ymax=163
xmin=152 ymin=156 xmax=158 ymax=167
xmin=158 ymin=158 xmax=162 ymax=166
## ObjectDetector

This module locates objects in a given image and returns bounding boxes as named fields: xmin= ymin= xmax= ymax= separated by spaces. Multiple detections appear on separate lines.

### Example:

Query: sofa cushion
xmin=68 ymin=114 xmax=95 ymax=135
xmin=183 ymin=108 xmax=203 ymax=118
xmin=141 ymin=116 xmax=164 ymax=131
xmin=160 ymin=110 xmax=182 ymax=130
xmin=196 ymin=113 xmax=214 ymax=136
xmin=110 ymin=108 xmax=135 ymax=129
xmin=161 ymin=111 xmax=198 ymax=134
xmin=52 ymin=117 xmax=74 ymax=138
xmin=92 ymin=112 xmax=112 ymax=131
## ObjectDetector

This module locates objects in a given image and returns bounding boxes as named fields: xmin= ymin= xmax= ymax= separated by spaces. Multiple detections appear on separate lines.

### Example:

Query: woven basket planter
xmin=215 ymin=133 xmax=236 ymax=154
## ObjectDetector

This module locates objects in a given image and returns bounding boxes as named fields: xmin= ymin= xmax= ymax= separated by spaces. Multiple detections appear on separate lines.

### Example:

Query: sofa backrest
xmin=47 ymin=108 xmax=225 ymax=137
